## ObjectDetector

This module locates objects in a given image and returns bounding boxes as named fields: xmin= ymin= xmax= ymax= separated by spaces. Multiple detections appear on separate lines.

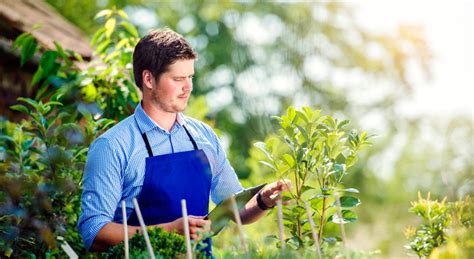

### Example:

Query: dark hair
xmin=133 ymin=28 xmax=197 ymax=90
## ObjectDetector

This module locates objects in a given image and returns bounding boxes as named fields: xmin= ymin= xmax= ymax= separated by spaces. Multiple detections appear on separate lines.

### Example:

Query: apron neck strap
xmin=183 ymin=125 xmax=198 ymax=151
xmin=140 ymin=125 xmax=199 ymax=157
xmin=141 ymin=133 xmax=154 ymax=157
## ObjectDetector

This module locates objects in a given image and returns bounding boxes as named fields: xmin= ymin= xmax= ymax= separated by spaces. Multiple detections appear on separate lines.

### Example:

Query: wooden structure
xmin=0 ymin=0 xmax=92 ymax=120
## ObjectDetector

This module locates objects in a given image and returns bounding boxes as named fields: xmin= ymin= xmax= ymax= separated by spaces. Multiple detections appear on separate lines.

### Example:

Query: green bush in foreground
xmin=104 ymin=227 xmax=186 ymax=258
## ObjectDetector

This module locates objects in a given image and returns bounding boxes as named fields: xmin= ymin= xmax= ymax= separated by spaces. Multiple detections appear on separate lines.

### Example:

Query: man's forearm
xmin=239 ymin=195 xmax=267 ymax=224
xmin=90 ymin=222 xmax=141 ymax=251
xmin=91 ymin=222 xmax=172 ymax=251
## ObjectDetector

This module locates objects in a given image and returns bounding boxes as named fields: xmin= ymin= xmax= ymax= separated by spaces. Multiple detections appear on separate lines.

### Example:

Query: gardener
xmin=78 ymin=28 xmax=291 ymax=254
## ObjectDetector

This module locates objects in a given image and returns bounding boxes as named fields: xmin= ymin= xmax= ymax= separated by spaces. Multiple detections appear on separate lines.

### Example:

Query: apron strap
xmin=183 ymin=125 xmax=198 ymax=151
xmin=140 ymin=125 xmax=199 ymax=157
xmin=141 ymin=133 xmax=154 ymax=157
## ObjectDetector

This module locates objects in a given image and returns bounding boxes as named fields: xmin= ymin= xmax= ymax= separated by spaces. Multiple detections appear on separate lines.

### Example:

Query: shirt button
xmin=87 ymin=195 xmax=91 ymax=200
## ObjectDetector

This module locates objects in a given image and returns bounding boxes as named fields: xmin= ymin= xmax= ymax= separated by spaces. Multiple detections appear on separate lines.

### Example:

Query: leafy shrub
xmin=0 ymin=99 xmax=114 ymax=257
xmin=254 ymin=106 xmax=371 ymax=252
xmin=0 ymin=8 xmax=138 ymax=257
xmin=404 ymin=193 xmax=473 ymax=258
xmin=104 ymin=227 xmax=186 ymax=258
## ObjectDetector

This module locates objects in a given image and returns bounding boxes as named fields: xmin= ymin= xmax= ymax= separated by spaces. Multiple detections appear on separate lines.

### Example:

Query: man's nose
xmin=183 ymin=78 xmax=193 ymax=91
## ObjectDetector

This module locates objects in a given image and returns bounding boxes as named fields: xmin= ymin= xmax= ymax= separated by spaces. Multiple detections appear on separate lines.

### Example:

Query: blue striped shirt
xmin=78 ymin=103 xmax=243 ymax=250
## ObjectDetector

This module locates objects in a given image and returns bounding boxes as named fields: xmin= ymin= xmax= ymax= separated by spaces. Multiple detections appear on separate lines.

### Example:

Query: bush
xmin=104 ymin=227 xmax=186 ymax=258
xmin=404 ymin=193 xmax=473 ymax=258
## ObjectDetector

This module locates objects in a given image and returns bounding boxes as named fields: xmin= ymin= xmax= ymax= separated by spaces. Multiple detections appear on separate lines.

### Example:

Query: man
xmin=78 ymin=28 xmax=290 ymax=254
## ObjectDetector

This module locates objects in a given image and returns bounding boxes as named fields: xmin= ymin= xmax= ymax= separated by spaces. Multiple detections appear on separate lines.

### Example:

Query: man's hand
xmin=166 ymin=216 xmax=211 ymax=240
xmin=259 ymin=179 xmax=292 ymax=208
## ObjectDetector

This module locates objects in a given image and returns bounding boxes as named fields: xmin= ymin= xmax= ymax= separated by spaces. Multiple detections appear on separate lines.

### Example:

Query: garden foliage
xmin=404 ymin=193 xmax=473 ymax=258
xmin=254 ymin=106 xmax=371 ymax=253
xmin=0 ymin=8 xmax=139 ymax=257
xmin=104 ymin=227 xmax=186 ymax=258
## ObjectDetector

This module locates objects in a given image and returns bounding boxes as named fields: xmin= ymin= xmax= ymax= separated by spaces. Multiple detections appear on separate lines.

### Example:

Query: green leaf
xmin=0 ymin=135 xmax=15 ymax=144
xmin=253 ymin=142 xmax=273 ymax=162
xmin=105 ymin=18 xmax=116 ymax=38
xmin=120 ymin=21 xmax=139 ymax=38
xmin=296 ymin=110 xmax=309 ymax=124
xmin=20 ymin=36 xmax=38 ymax=66
xmin=337 ymin=119 xmax=350 ymax=129
xmin=13 ymin=32 xmax=30 ymax=49
xmin=71 ymin=50 xmax=84 ymax=62
xmin=95 ymin=9 xmax=112 ymax=19
xmin=296 ymin=125 xmax=309 ymax=145
xmin=39 ymin=51 xmax=58 ymax=76
xmin=287 ymin=106 xmax=296 ymax=122
xmin=342 ymin=188 xmax=359 ymax=193
xmin=327 ymin=132 xmax=339 ymax=148
xmin=346 ymin=155 xmax=358 ymax=168
xmin=96 ymin=39 xmax=111 ymax=54
xmin=330 ymin=210 xmax=357 ymax=224
xmin=31 ymin=66 xmax=44 ymax=86
xmin=91 ymin=27 xmax=107 ymax=46
xmin=53 ymin=41 xmax=68 ymax=59
xmin=282 ymin=154 xmax=295 ymax=167
xmin=336 ymin=196 xmax=360 ymax=208
xmin=300 ymin=185 xmax=314 ymax=194
xmin=259 ymin=161 xmax=277 ymax=172
xmin=115 ymin=38 xmax=129 ymax=50
xmin=17 ymin=97 xmax=39 ymax=109
xmin=10 ymin=104 xmax=29 ymax=114
xmin=342 ymin=210 xmax=358 ymax=222
xmin=118 ymin=10 xmax=129 ymax=19
xmin=44 ymin=101 xmax=63 ymax=107
xmin=21 ymin=139 xmax=34 ymax=150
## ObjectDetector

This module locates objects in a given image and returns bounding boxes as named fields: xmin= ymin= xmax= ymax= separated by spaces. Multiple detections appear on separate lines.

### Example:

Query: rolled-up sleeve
xmin=207 ymin=128 xmax=243 ymax=204
xmin=78 ymin=137 xmax=123 ymax=250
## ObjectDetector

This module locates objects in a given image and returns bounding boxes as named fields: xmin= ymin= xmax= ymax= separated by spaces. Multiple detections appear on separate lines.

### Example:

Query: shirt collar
xmin=134 ymin=102 xmax=187 ymax=134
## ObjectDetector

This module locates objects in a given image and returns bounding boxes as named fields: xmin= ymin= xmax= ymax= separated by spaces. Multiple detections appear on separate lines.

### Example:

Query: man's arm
xmin=239 ymin=179 xmax=292 ymax=224
xmin=90 ymin=223 xmax=141 ymax=251
xmin=78 ymin=137 xmax=124 ymax=250
xmin=91 ymin=217 xmax=211 ymax=251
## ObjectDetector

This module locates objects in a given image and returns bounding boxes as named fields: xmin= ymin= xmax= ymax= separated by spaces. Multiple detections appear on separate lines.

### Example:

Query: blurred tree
xmin=47 ymin=0 xmax=431 ymax=180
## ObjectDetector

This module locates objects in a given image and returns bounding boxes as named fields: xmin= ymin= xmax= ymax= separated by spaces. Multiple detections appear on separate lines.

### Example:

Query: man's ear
xmin=142 ymin=70 xmax=154 ymax=90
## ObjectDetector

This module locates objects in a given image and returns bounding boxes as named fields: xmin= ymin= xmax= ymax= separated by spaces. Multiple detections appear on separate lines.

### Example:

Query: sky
xmin=354 ymin=0 xmax=473 ymax=119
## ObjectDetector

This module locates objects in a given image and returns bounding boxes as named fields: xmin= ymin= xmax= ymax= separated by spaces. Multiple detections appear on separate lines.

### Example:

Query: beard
xmin=150 ymin=87 xmax=188 ymax=113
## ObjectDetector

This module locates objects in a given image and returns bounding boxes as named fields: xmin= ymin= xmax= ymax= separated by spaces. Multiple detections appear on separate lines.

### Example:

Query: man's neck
xmin=142 ymin=101 xmax=177 ymax=132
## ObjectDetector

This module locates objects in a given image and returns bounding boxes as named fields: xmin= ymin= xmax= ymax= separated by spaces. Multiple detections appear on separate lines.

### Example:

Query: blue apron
xmin=128 ymin=122 xmax=213 ymax=256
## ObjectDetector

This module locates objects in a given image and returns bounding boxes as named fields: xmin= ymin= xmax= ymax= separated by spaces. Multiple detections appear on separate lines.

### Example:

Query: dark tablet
xmin=205 ymin=183 xmax=266 ymax=235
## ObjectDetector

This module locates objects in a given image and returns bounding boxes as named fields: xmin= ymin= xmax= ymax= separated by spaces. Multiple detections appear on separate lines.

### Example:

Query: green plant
xmin=404 ymin=193 xmax=473 ymax=258
xmin=254 ymin=106 xmax=371 ymax=251
xmin=104 ymin=227 xmax=186 ymax=258
xmin=0 ymin=98 xmax=114 ymax=257
xmin=0 ymin=7 xmax=140 ymax=257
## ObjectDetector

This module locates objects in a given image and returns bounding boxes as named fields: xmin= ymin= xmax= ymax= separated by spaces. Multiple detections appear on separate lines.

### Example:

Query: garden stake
xmin=57 ymin=237 xmax=78 ymax=259
xmin=181 ymin=199 xmax=193 ymax=259
xmin=229 ymin=195 xmax=249 ymax=253
xmin=132 ymin=198 xmax=155 ymax=259
xmin=121 ymin=201 xmax=129 ymax=259
xmin=277 ymin=199 xmax=286 ymax=249
xmin=304 ymin=201 xmax=322 ymax=259
xmin=334 ymin=193 xmax=347 ymax=247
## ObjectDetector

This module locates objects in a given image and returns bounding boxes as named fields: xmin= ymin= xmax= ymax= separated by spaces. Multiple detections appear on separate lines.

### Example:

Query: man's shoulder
xmin=182 ymin=115 xmax=214 ymax=134
xmin=95 ymin=114 xmax=138 ymax=145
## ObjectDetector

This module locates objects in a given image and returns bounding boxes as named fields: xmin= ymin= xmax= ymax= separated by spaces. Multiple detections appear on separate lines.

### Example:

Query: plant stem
xmin=318 ymin=195 xmax=327 ymax=246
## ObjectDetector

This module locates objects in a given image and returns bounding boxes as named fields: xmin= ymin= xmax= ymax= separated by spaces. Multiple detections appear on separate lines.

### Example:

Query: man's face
xmin=149 ymin=59 xmax=194 ymax=113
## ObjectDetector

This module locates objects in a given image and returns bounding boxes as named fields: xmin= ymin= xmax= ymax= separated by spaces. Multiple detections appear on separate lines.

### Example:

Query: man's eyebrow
xmin=173 ymin=74 xmax=194 ymax=78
